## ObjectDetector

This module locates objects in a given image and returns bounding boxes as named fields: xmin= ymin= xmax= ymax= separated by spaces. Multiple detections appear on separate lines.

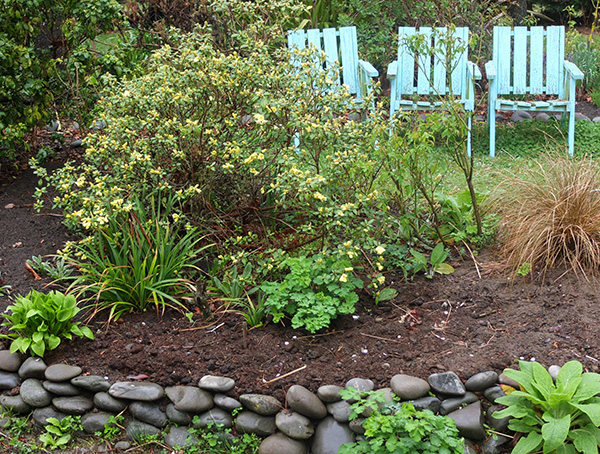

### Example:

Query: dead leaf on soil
xmin=12 ymin=241 xmax=22 ymax=248
xmin=25 ymin=262 xmax=42 ymax=280
xmin=4 ymin=203 xmax=16 ymax=209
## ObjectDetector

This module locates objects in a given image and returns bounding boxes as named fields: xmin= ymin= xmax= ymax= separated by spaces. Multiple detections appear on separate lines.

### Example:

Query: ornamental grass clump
xmin=490 ymin=153 xmax=600 ymax=278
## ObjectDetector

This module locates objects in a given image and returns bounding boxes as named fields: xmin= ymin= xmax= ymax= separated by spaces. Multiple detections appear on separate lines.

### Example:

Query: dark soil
xmin=2 ymin=102 xmax=600 ymax=402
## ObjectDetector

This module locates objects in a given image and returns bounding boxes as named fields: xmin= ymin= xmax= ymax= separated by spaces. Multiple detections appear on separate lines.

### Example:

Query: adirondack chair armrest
xmin=358 ymin=60 xmax=379 ymax=78
xmin=387 ymin=61 xmax=398 ymax=79
xmin=564 ymin=61 xmax=584 ymax=80
xmin=484 ymin=61 xmax=496 ymax=80
xmin=467 ymin=61 xmax=482 ymax=80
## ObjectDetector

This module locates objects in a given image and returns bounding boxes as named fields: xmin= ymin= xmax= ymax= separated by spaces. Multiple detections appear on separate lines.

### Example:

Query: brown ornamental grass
xmin=491 ymin=152 xmax=600 ymax=279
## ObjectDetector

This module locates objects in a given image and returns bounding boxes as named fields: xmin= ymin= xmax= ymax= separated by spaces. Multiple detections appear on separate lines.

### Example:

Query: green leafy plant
xmin=261 ymin=254 xmax=363 ymax=332
xmin=0 ymin=271 xmax=10 ymax=297
xmin=39 ymin=416 xmax=82 ymax=450
xmin=186 ymin=419 xmax=261 ymax=454
xmin=225 ymin=291 xmax=267 ymax=329
xmin=27 ymin=255 xmax=74 ymax=281
xmin=209 ymin=263 xmax=253 ymax=302
xmin=339 ymin=388 xmax=464 ymax=454
xmin=94 ymin=414 xmax=124 ymax=444
xmin=0 ymin=290 xmax=93 ymax=357
xmin=494 ymin=360 xmax=600 ymax=454
xmin=411 ymin=243 xmax=455 ymax=279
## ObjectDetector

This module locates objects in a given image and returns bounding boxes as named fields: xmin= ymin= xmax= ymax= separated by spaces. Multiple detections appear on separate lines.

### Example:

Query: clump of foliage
xmin=494 ymin=360 xmax=600 ymax=454
xmin=39 ymin=416 xmax=82 ymax=450
xmin=0 ymin=290 xmax=93 ymax=357
xmin=185 ymin=419 xmax=262 ymax=454
xmin=489 ymin=152 xmax=600 ymax=278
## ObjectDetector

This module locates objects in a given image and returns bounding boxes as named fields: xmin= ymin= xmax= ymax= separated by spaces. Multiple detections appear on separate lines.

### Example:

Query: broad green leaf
xmin=572 ymin=403 xmax=600 ymax=426
xmin=541 ymin=414 xmax=570 ymax=452
xmin=531 ymin=361 xmax=555 ymax=401
xmin=571 ymin=427 xmax=599 ymax=454
xmin=434 ymin=263 xmax=454 ymax=275
xmin=25 ymin=309 xmax=41 ymax=319
xmin=31 ymin=339 xmax=45 ymax=357
xmin=573 ymin=374 xmax=600 ymax=402
xmin=555 ymin=444 xmax=578 ymax=454
xmin=431 ymin=243 xmax=447 ymax=265
xmin=556 ymin=361 xmax=583 ymax=398
xmin=32 ymin=331 xmax=43 ymax=343
xmin=80 ymin=326 xmax=94 ymax=340
xmin=513 ymin=431 xmax=543 ymax=454
xmin=47 ymin=335 xmax=60 ymax=350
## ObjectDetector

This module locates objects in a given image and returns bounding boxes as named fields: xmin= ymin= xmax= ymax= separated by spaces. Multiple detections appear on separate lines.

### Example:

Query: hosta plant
xmin=0 ymin=290 xmax=93 ymax=357
xmin=494 ymin=360 xmax=600 ymax=454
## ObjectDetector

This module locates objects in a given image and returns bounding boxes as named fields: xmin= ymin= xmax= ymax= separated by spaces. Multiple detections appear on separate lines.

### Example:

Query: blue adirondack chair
xmin=486 ymin=26 xmax=584 ymax=157
xmin=287 ymin=26 xmax=379 ymax=108
xmin=388 ymin=26 xmax=481 ymax=156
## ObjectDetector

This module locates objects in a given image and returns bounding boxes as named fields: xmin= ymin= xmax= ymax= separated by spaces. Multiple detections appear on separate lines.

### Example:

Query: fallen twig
xmin=262 ymin=365 xmax=307 ymax=384
xmin=360 ymin=332 xmax=403 ymax=344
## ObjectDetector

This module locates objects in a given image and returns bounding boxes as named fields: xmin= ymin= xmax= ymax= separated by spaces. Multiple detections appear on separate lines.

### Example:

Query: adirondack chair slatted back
xmin=395 ymin=27 xmax=470 ymax=100
xmin=492 ymin=26 xmax=565 ymax=97
xmin=288 ymin=26 xmax=361 ymax=97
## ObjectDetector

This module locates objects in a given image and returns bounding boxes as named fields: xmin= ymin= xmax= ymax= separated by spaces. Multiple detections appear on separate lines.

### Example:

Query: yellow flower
xmin=375 ymin=245 xmax=386 ymax=255
xmin=339 ymin=273 xmax=348 ymax=283
xmin=377 ymin=276 xmax=386 ymax=285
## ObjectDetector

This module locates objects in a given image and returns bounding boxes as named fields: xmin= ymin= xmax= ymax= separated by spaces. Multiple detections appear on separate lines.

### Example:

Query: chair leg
xmin=568 ymin=110 xmax=575 ymax=156
xmin=489 ymin=108 xmax=496 ymax=158
xmin=467 ymin=113 xmax=472 ymax=157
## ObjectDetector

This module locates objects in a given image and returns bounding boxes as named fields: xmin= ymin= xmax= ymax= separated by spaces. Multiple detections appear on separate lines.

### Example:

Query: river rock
xmin=326 ymin=400 xmax=352 ymax=422
xmin=18 ymin=357 xmax=47 ymax=379
xmin=0 ymin=350 xmax=22 ymax=372
xmin=45 ymin=364 xmax=82 ymax=382
xmin=390 ymin=374 xmax=430 ymax=400
xmin=198 ymin=375 xmax=235 ymax=393
xmin=165 ymin=385 xmax=213 ymax=412
xmin=43 ymin=380 xmax=80 ymax=396
xmin=0 ymin=372 xmax=20 ymax=390
xmin=72 ymin=375 xmax=111 ymax=392
xmin=548 ymin=365 xmax=561 ymax=381
xmin=165 ymin=426 xmax=198 ymax=448
xmin=129 ymin=401 xmax=168 ymax=428
xmin=52 ymin=396 xmax=94 ymax=415
xmin=428 ymin=372 xmax=465 ymax=396
xmin=81 ymin=412 xmax=113 ymax=434
xmin=482 ymin=435 xmax=512 ymax=454
xmin=235 ymin=411 xmax=276 ymax=436
xmin=593 ymin=116 xmax=600 ymax=123
xmin=109 ymin=382 xmax=164 ymax=401
xmin=511 ymin=111 xmax=532 ymax=122
xmin=349 ymin=417 xmax=366 ymax=435
xmin=484 ymin=385 xmax=506 ymax=404
xmin=166 ymin=403 xmax=193 ymax=425
xmin=93 ymin=392 xmax=127 ymax=413
xmin=239 ymin=394 xmax=281 ymax=416
xmin=535 ymin=112 xmax=551 ymax=122
xmin=317 ymin=385 xmax=343 ymax=403
xmin=465 ymin=371 xmax=498 ymax=391
xmin=487 ymin=405 xmax=511 ymax=432
xmin=362 ymin=388 xmax=394 ymax=417
xmin=287 ymin=385 xmax=327 ymax=419
xmin=276 ymin=410 xmax=314 ymax=439
xmin=0 ymin=395 xmax=30 ymax=414
xmin=447 ymin=401 xmax=486 ymax=441
xmin=346 ymin=378 xmax=374 ymax=394
xmin=576 ymin=113 xmax=591 ymax=121
xmin=260 ymin=433 xmax=308 ymax=454
xmin=440 ymin=392 xmax=479 ymax=415
xmin=32 ymin=406 xmax=66 ymax=426
xmin=20 ymin=378 xmax=52 ymax=407
xmin=498 ymin=372 xmax=520 ymax=389
xmin=311 ymin=416 xmax=354 ymax=454
xmin=410 ymin=396 xmax=441 ymax=413
xmin=214 ymin=393 xmax=242 ymax=411
xmin=193 ymin=408 xmax=233 ymax=429
xmin=126 ymin=421 xmax=161 ymax=442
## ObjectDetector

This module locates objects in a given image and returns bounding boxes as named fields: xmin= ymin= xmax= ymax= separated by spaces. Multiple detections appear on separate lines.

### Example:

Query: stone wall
xmin=0 ymin=349 xmax=517 ymax=453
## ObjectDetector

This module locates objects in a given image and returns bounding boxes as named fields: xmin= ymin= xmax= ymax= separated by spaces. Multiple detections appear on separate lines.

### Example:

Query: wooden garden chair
xmin=387 ymin=26 xmax=481 ymax=156
xmin=485 ymin=26 xmax=584 ymax=157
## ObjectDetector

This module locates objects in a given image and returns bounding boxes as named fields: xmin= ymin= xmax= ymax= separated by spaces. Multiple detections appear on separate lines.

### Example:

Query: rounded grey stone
xmin=487 ymin=405 xmax=511 ymax=432
xmin=410 ymin=396 xmax=441 ymax=413
xmin=0 ymin=350 xmax=22 ymax=372
xmin=109 ymin=382 xmax=164 ymax=401
xmin=287 ymin=385 xmax=327 ymax=419
xmin=483 ymin=385 xmax=506 ymax=404
xmin=535 ymin=112 xmax=551 ymax=122
xmin=576 ymin=112 xmax=591 ymax=121
xmin=198 ymin=375 xmax=235 ymax=393
xmin=465 ymin=439 xmax=479 ymax=454
xmin=361 ymin=388 xmax=394 ymax=418
xmin=166 ymin=403 xmax=193 ymax=426
xmin=165 ymin=385 xmax=214 ymax=413
xmin=239 ymin=394 xmax=281 ymax=416
xmin=482 ymin=435 xmax=512 ymax=454
xmin=498 ymin=372 xmax=520 ymax=389
xmin=214 ymin=393 xmax=242 ymax=411
xmin=93 ymin=392 xmax=127 ymax=413
xmin=193 ymin=408 xmax=233 ymax=429
xmin=52 ymin=396 xmax=94 ymax=415
xmin=235 ymin=411 xmax=276 ymax=437
xmin=440 ymin=392 xmax=479 ymax=415
xmin=81 ymin=412 xmax=113 ymax=434
xmin=71 ymin=375 xmax=111 ymax=392
xmin=32 ymin=406 xmax=66 ymax=426
xmin=311 ymin=416 xmax=354 ymax=454
xmin=126 ymin=421 xmax=161 ymax=442
xmin=129 ymin=401 xmax=168 ymax=428
xmin=20 ymin=378 xmax=52 ymax=407
xmin=390 ymin=374 xmax=430 ymax=400
xmin=70 ymin=139 xmax=83 ymax=147
xmin=43 ymin=380 xmax=80 ymax=396
xmin=428 ymin=372 xmax=465 ymax=396
xmin=260 ymin=433 xmax=308 ymax=454
xmin=465 ymin=371 xmax=498 ymax=391
xmin=326 ymin=400 xmax=351 ymax=422
xmin=115 ymin=441 xmax=132 ymax=450
xmin=548 ymin=365 xmax=561 ymax=381
xmin=345 ymin=378 xmax=374 ymax=394
xmin=511 ymin=111 xmax=532 ymax=122
xmin=316 ymin=385 xmax=343 ymax=403
xmin=0 ymin=371 xmax=20 ymax=390
xmin=45 ymin=364 xmax=82 ymax=382
xmin=165 ymin=426 xmax=198 ymax=449
xmin=447 ymin=401 xmax=486 ymax=441
xmin=18 ymin=357 xmax=47 ymax=379
xmin=0 ymin=395 xmax=31 ymax=414
xmin=593 ymin=116 xmax=600 ymax=123
xmin=276 ymin=410 xmax=314 ymax=440
xmin=349 ymin=417 xmax=366 ymax=435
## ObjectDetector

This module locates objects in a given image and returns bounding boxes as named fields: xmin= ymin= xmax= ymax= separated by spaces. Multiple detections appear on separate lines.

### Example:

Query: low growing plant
xmin=39 ymin=416 xmax=82 ymax=450
xmin=494 ymin=360 xmax=600 ymax=454
xmin=411 ymin=243 xmax=455 ymax=279
xmin=0 ymin=290 xmax=93 ymax=357
xmin=186 ymin=419 xmax=261 ymax=454
xmin=27 ymin=255 xmax=74 ymax=281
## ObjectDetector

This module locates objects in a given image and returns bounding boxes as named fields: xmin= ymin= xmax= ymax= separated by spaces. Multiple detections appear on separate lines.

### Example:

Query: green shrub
xmin=494 ymin=360 xmax=600 ymax=454
xmin=0 ymin=290 xmax=93 ymax=357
